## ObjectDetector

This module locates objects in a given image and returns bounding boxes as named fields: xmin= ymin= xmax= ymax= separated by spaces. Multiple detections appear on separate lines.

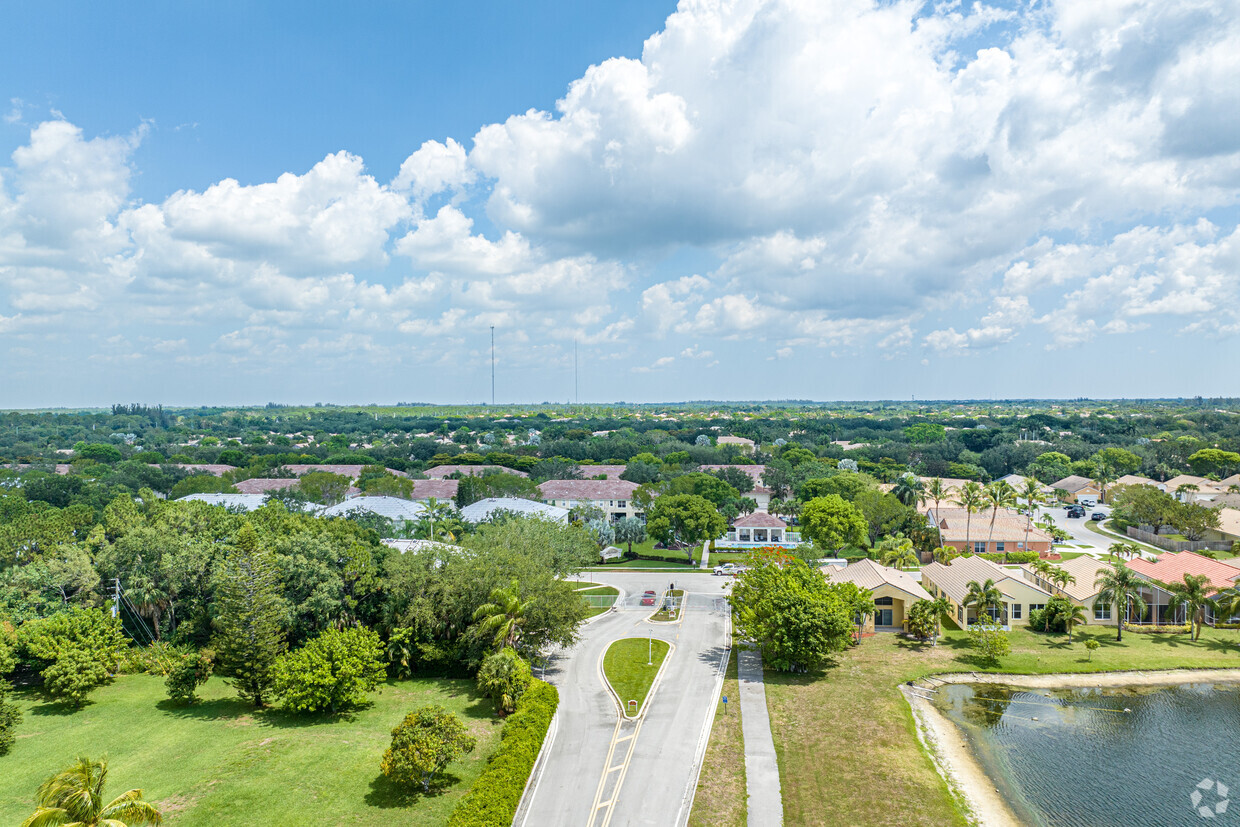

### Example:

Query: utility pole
xmin=112 ymin=578 xmax=120 ymax=619
xmin=490 ymin=325 xmax=496 ymax=406
xmin=574 ymin=339 xmax=578 ymax=406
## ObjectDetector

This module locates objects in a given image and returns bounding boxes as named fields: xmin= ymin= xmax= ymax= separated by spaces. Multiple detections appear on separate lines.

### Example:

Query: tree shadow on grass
xmin=364 ymin=771 xmax=463 ymax=809
xmin=893 ymin=638 xmax=934 ymax=654
xmin=155 ymin=697 xmax=365 ymax=728
xmin=28 ymin=699 xmax=88 ymax=716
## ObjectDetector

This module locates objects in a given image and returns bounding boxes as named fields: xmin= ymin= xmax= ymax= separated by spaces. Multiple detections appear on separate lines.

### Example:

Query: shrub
xmin=476 ymin=647 xmax=532 ymax=715
xmin=381 ymin=705 xmax=477 ymax=792
xmin=1027 ymin=596 xmax=1075 ymax=633
xmin=166 ymin=650 xmax=215 ymax=705
xmin=448 ymin=679 xmax=559 ymax=827
xmin=0 ymin=626 xmax=19 ymax=755
xmin=118 ymin=641 xmax=181 ymax=675
xmin=967 ymin=620 xmax=1010 ymax=665
xmin=273 ymin=627 xmax=385 ymax=713
xmin=19 ymin=608 xmax=126 ymax=706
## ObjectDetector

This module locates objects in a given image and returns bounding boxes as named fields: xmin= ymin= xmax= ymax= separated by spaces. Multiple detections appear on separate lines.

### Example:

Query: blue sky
xmin=2 ymin=0 xmax=1238 ymax=407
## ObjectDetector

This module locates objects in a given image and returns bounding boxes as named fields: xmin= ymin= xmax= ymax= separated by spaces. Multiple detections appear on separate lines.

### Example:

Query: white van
xmin=1077 ymin=495 xmax=1098 ymax=508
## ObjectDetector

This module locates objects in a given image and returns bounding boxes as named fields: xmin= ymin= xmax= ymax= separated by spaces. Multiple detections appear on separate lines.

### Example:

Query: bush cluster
xmin=447 ymin=679 xmax=559 ymax=827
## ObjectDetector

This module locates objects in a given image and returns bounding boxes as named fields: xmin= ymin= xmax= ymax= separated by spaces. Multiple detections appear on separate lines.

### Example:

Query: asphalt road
xmin=519 ymin=571 xmax=732 ymax=827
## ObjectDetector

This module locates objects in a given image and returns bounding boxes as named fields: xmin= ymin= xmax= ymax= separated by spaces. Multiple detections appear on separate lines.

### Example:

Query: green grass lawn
xmin=0 ymin=674 xmax=502 ymax=826
xmin=762 ymin=622 xmax=1240 ymax=826
xmin=688 ymin=646 xmax=744 ymax=827
xmin=602 ymin=638 xmax=670 ymax=713
xmin=580 ymin=585 xmax=620 ymax=618
xmin=577 ymin=585 xmax=619 ymax=597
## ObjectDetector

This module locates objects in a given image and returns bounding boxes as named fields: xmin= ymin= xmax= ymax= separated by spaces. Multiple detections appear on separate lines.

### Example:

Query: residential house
xmin=424 ymin=464 xmax=529 ymax=479
xmin=1113 ymin=474 xmax=1163 ymax=491
xmin=716 ymin=435 xmax=756 ymax=452
xmin=410 ymin=479 xmax=460 ymax=502
xmin=234 ymin=478 xmax=301 ymax=495
xmin=538 ymin=479 xmax=642 ymax=522
xmin=460 ymin=497 xmax=569 ymax=523
xmin=824 ymin=558 xmax=932 ymax=632
xmin=1164 ymin=474 xmax=1228 ymax=501
xmin=321 ymin=496 xmax=426 ymax=525
xmin=925 ymin=506 xmax=1054 ymax=556
xmin=1013 ymin=556 xmax=1178 ymax=625
xmin=176 ymin=493 xmax=276 ymax=512
xmin=281 ymin=464 xmax=410 ymax=480
xmin=1048 ymin=475 xmax=1102 ymax=503
xmin=921 ymin=555 xmax=1053 ymax=628
xmin=720 ymin=512 xmax=800 ymax=548
xmin=173 ymin=463 xmax=237 ymax=477
xmin=1127 ymin=551 xmax=1240 ymax=624
xmin=1207 ymin=507 xmax=1240 ymax=544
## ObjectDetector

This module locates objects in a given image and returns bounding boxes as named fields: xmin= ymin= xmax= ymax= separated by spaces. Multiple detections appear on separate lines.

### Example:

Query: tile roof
xmin=921 ymin=555 xmax=1050 ymax=603
xmin=717 ymin=436 xmax=755 ymax=446
xmin=1216 ymin=507 xmax=1240 ymax=540
xmin=321 ymin=496 xmax=427 ymax=521
xmin=410 ymin=479 xmax=459 ymax=500
xmin=1114 ymin=474 xmax=1160 ymax=488
xmin=1049 ymin=475 xmax=1099 ymax=493
xmin=733 ymin=512 xmax=787 ymax=528
xmin=825 ymin=558 xmax=932 ymax=601
xmin=538 ymin=479 xmax=640 ymax=501
xmin=382 ymin=538 xmax=463 ymax=555
xmin=1020 ymin=556 xmax=1115 ymax=602
xmin=578 ymin=465 xmax=628 ymax=479
xmin=460 ymin=497 xmax=569 ymax=523
xmin=1221 ymin=474 xmax=1240 ymax=488
xmin=927 ymin=507 xmax=1053 ymax=545
xmin=424 ymin=465 xmax=529 ymax=479
xmin=281 ymin=464 xmax=410 ymax=479
xmin=174 ymin=464 xmax=237 ymax=476
xmin=1128 ymin=551 xmax=1240 ymax=593
xmin=234 ymin=478 xmax=299 ymax=494
xmin=1163 ymin=474 xmax=1222 ymax=492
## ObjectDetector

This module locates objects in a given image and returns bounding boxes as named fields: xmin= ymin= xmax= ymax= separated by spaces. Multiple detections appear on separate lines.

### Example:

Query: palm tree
xmin=1050 ymin=567 xmax=1077 ymax=594
xmin=880 ymin=542 xmax=919 ymax=569
xmin=926 ymin=596 xmax=950 ymax=645
xmin=955 ymin=481 xmax=985 ymax=555
xmin=1095 ymin=563 xmax=1148 ymax=641
xmin=963 ymin=578 xmax=1005 ymax=627
xmin=933 ymin=545 xmax=960 ymax=564
xmin=924 ymin=478 xmax=949 ymax=549
xmin=1176 ymin=483 xmax=1200 ymax=503
xmin=1092 ymin=471 xmax=1117 ymax=505
xmin=1060 ymin=602 xmax=1086 ymax=642
xmin=472 ymin=578 xmax=531 ymax=652
xmin=892 ymin=474 xmax=924 ymax=508
xmin=982 ymin=481 xmax=1018 ymax=560
xmin=1018 ymin=477 xmax=1045 ymax=554
xmin=21 ymin=757 xmax=161 ymax=827
xmin=1161 ymin=573 xmax=1217 ymax=640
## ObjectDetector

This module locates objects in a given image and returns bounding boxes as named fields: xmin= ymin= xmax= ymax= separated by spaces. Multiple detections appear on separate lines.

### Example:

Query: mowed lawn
xmin=764 ymin=624 xmax=1240 ymax=826
xmin=0 ymin=674 xmax=502 ymax=826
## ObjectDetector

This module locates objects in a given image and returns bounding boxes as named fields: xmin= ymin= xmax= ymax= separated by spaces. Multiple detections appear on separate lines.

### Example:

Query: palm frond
xmin=19 ymin=807 xmax=70 ymax=827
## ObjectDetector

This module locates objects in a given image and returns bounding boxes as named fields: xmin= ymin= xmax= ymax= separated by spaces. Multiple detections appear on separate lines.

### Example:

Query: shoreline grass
xmin=602 ymin=638 xmax=670 ymax=713
xmin=761 ymin=623 xmax=1240 ymax=825
xmin=0 ymin=674 xmax=502 ymax=826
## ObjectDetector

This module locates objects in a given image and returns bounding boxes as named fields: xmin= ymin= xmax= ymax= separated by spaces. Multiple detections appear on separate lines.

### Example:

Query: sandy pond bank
xmin=903 ymin=669 xmax=1240 ymax=827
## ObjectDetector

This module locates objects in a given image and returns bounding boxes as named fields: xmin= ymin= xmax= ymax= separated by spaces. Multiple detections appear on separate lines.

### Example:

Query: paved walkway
xmin=738 ymin=646 xmax=783 ymax=826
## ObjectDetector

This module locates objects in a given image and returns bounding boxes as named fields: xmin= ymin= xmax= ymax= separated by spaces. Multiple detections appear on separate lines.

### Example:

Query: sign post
xmin=722 ymin=695 xmax=728 ymax=715
xmin=628 ymin=699 xmax=637 ymax=716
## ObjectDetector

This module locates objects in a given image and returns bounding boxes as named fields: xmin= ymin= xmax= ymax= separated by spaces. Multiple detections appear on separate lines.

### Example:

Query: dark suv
xmin=1066 ymin=506 xmax=1086 ymax=518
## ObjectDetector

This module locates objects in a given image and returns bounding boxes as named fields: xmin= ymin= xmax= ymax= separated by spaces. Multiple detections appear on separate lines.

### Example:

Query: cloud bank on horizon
xmin=2 ymin=0 xmax=1238 ymax=405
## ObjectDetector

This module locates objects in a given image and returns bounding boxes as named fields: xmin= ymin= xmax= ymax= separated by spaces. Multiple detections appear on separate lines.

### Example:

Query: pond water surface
xmin=934 ymin=681 xmax=1240 ymax=827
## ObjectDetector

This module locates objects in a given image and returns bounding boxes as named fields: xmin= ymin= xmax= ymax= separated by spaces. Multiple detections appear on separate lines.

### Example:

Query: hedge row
xmin=447 ymin=678 xmax=560 ymax=827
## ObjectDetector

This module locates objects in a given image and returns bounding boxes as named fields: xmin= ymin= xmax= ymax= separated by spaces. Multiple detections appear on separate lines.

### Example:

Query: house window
xmin=974 ymin=542 xmax=987 ymax=554
xmin=1029 ymin=604 xmax=1045 ymax=612
xmin=1012 ymin=604 xmax=1022 ymax=619
xmin=1094 ymin=603 xmax=1111 ymax=620
xmin=617 ymin=500 xmax=626 ymax=508
xmin=996 ymin=542 xmax=1005 ymax=553
xmin=875 ymin=596 xmax=893 ymax=606
xmin=957 ymin=606 xmax=963 ymax=621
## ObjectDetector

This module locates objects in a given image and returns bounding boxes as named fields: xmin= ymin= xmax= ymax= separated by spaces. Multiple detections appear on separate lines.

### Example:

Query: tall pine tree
xmin=214 ymin=523 xmax=286 ymax=706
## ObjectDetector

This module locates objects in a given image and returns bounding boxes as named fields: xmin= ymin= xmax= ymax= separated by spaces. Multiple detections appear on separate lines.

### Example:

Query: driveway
xmin=519 ymin=571 xmax=731 ymax=827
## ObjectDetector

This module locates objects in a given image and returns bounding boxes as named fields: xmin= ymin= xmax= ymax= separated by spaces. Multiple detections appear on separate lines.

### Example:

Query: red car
xmin=640 ymin=590 xmax=657 ymax=606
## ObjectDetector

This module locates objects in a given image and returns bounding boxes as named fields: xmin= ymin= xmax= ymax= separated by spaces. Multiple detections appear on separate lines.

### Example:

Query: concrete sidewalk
xmin=739 ymin=646 xmax=783 ymax=827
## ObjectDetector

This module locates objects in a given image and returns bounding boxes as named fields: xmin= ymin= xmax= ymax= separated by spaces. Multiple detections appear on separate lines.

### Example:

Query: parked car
xmin=640 ymin=590 xmax=657 ymax=606
xmin=713 ymin=563 xmax=738 ymax=576
xmin=1067 ymin=506 xmax=1086 ymax=518
xmin=1090 ymin=512 xmax=1106 ymax=521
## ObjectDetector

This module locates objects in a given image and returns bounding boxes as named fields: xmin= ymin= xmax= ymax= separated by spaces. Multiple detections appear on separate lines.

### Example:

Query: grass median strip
xmin=650 ymin=589 xmax=685 ymax=622
xmin=688 ymin=645 xmax=745 ymax=827
xmin=603 ymin=637 xmax=671 ymax=714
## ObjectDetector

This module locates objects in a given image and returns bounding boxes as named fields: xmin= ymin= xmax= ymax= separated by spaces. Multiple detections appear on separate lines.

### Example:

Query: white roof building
xmin=321 ymin=496 xmax=427 ymax=523
xmin=460 ymin=497 xmax=569 ymax=523
xmin=177 ymin=493 xmax=271 ymax=512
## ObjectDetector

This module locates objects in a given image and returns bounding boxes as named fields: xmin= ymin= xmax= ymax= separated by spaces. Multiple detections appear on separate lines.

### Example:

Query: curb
xmin=513 ymin=709 xmax=559 ymax=827
xmin=582 ymin=584 xmax=626 ymax=625
xmin=673 ymin=605 xmax=733 ymax=827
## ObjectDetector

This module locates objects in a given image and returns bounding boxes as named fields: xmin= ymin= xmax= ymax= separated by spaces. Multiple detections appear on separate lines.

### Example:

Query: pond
xmin=934 ymin=681 xmax=1240 ymax=826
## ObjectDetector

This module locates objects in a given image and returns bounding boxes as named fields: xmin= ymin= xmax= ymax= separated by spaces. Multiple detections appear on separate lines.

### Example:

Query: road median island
xmin=602 ymin=637 xmax=672 ymax=718
xmin=648 ymin=588 xmax=685 ymax=623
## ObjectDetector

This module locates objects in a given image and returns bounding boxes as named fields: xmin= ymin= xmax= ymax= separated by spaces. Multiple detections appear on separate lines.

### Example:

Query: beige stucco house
xmin=825 ymin=558 xmax=932 ymax=632
xmin=921 ymin=555 xmax=1053 ymax=628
